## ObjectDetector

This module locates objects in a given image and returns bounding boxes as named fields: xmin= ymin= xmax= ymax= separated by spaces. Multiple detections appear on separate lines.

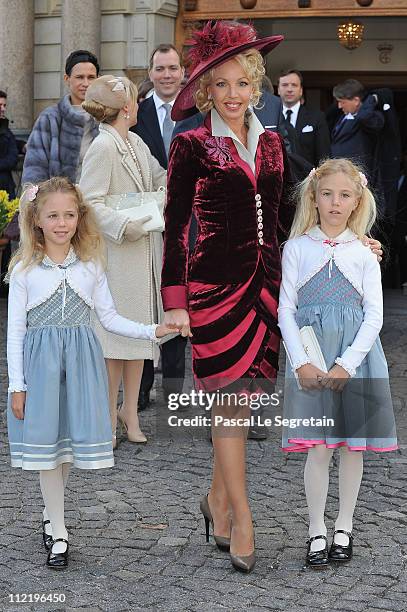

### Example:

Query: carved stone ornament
xmin=240 ymin=0 xmax=257 ymax=8
xmin=377 ymin=43 xmax=394 ymax=64
xmin=184 ymin=0 xmax=198 ymax=10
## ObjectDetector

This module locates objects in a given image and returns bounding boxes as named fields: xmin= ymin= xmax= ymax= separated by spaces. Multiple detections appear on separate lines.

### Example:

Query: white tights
xmin=40 ymin=463 xmax=71 ymax=553
xmin=304 ymin=445 xmax=363 ymax=551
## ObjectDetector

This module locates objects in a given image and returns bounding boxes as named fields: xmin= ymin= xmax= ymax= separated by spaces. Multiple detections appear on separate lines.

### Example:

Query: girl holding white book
xmin=278 ymin=158 xmax=397 ymax=568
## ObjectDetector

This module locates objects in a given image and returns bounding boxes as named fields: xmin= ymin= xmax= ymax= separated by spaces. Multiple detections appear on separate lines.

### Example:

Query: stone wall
xmin=0 ymin=0 xmax=179 ymax=129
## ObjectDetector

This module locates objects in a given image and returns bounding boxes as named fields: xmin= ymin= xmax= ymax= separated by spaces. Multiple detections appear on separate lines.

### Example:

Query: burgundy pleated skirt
xmin=188 ymin=258 xmax=281 ymax=392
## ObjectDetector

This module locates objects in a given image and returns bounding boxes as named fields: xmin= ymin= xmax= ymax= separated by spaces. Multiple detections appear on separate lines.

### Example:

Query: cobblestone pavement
xmin=0 ymin=291 xmax=406 ymax=612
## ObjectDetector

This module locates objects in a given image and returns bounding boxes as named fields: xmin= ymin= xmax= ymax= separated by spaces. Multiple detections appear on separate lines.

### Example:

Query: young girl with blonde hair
xmin=278 ymin=158 xmax=397 ymax=568
xmin=7 ymin=177 xmax=175 ymax=570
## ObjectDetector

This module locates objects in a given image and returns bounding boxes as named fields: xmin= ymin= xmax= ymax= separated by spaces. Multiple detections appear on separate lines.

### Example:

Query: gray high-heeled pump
xmin=230 ymin=527 xmax=256 ymax=573
xmin=230 ymin=550 xmax=256 ymax=573
xmin=199 ymin=495 xmax=231 ymax=552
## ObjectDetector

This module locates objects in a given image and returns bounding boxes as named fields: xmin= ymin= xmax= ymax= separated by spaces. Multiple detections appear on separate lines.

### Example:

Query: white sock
xmin=42 ymin=463 xmax=71 ymax=537
xmin=62 ymin=462 xmax=71 ymax=488
xmin=334 ymin=447 xmax=363 ymax=546
xmin=40 ymin=464 xmax=69 ymax=553
xmin=42 ymin=508 xmax=52 ymax=535
xmin=304 ymin=445 xmax=334 ymax=551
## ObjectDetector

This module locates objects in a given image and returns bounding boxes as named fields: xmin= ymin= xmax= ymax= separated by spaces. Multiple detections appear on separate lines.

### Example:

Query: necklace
xmin=125 ymin=138 xmax=150 ymax=189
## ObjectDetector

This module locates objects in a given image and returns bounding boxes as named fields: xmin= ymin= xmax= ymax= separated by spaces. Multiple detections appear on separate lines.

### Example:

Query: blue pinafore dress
xmin=7 ymin=254 xmax=114 ymax=470
xmin=282 ymin=261 xmax=398 ymax=453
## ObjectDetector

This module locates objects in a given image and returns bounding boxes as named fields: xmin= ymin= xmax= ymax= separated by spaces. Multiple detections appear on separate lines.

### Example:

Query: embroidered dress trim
xmin=9 ymin=439 xmax=114 ymax=470
xmin=295 ymin=231 xmax=363 ymax=295
xmin=27 ymin=249 xmax=94 ymax=311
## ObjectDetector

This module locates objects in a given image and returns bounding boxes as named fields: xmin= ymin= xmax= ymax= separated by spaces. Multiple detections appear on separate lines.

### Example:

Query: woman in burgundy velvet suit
xmin=161 ymin=21 xmax=292 ymax=573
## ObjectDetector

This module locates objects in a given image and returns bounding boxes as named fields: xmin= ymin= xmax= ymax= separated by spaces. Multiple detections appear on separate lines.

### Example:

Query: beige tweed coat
xmin=79 ymin=123 xmax=167 ymax=360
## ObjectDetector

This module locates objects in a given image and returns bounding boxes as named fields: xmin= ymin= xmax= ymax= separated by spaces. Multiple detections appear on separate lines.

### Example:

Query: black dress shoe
xmin=306 ymin=535 xmax=329 ymax=568
xmin=46 ymin=538 xmax=69 ymax=570
xmin=42 ymin=520 xmax=53 ymax=551
xmin=247 ymin=424 xmax=268 ymax=440
xmin=138 ymin=391 xmax=150 ymax=411
xmin=329 ymin=529 xmax=353 ymax=562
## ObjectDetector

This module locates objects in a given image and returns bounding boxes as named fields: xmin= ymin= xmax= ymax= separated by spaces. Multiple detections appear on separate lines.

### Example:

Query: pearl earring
xmin=124 ymin=112 xmax=130 ymax=119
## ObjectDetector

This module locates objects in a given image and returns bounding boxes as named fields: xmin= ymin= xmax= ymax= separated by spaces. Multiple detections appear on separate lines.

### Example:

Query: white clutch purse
xmin=283 ymin=326 xmax=328 ymax=389
xmin=105 ymin=187 xmax=165 ymax=233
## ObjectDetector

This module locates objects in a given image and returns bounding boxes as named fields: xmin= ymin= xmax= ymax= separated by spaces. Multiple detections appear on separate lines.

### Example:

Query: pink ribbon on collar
xmin=323 ymin=239 xmax=338 ymax=247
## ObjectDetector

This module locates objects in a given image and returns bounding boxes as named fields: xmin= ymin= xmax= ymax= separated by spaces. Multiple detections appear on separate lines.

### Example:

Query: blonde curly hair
xmin=194 ymin=48 xmax=265 ymax=114
xmin=8 ymin=177 xmax=105 ymax=274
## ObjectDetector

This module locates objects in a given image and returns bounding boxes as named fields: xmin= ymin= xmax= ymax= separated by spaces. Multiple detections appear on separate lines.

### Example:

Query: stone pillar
xmin=126 ymin=0 xmax=179 ymax=82
xmin=62 ymin=0 xmax=101 ymax=75
xmin=0 ymin=0 xmax=34 ymax=130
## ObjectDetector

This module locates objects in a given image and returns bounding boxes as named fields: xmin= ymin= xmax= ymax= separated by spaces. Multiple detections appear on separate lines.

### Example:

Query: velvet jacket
xmin=161 ymin=112 xmax=294 ymax=311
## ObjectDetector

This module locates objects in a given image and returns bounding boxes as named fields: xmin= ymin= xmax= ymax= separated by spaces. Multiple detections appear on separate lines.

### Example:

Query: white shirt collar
xmin=211 ymin=108 xmax=264 ymax=173
xmin=282 ymin=101 xmax=301 ymax=126
xmin=41 ymin=247 xmax=77 ymax=269
xmin=152 ymin=91 xmax=175 ymax=111
xmin=306 ymin=225 xmax=357 ymax=243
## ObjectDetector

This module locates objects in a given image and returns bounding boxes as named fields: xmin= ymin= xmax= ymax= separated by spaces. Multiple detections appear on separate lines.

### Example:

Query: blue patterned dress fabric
xmin=7 ymin=257 xmax=114 ymax=470
xmin=282 ymin=262 xmax=397 ymax=452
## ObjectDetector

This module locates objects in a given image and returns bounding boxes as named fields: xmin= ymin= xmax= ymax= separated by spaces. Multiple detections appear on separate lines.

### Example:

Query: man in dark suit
xmin=133 ymin=43 xmax=184 ymax=169
xmin=132 ymin=44 xmax=186 ymax=409
xmin=331 ymin=79 xmax=384 ymax=188
xmin=277 ymin=69 xmax=330 ymax=168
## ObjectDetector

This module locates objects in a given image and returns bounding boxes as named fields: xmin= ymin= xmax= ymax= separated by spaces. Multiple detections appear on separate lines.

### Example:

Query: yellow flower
xmin=0 ymin=191 xmax=20 ymax=234
xmin=7 ymin=198 xmax=20 ymax=222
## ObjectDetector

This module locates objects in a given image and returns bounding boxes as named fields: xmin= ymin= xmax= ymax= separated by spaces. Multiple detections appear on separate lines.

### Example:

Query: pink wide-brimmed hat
xmin=172 ymin=20 xmax=284 ymax=121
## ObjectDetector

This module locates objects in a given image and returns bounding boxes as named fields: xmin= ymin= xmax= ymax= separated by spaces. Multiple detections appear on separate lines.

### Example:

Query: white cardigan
xmin=7 ymin=254 xmax=158 ymax=392
xmin=278 ymin=226 xmax=383 ymax=377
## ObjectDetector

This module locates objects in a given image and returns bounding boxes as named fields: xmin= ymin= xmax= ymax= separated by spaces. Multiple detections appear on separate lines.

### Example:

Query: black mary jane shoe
xmin=329 ymin=529 xmax=353 ymax=562
xmin=46 ymin=538 xmax=69 ymax=570
xmin=42 ymin=520 xmax=53 ymax=551
xmin=306 ymin=535 xmax=329 ymax=569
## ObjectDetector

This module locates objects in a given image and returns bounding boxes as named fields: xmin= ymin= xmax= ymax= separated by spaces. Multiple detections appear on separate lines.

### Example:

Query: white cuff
xmin=292 ymin=357 xmax=311 ymax=373
xmin=8 ymin=384 xmax=27 ymax=393
xmin=335 ymin=357 xmax=356 ymax=378
xmin=149 ymin=324 xmax=160 ymax=343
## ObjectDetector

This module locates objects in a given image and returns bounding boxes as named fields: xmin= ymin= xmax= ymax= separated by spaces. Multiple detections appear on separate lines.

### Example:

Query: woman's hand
xmin=296 ymin=363 xmax=327 ymax=390
xmin=124 ymin=215 xmax=152 ymax=241
xmin=319 ymin=364 xmax=350 ymax=392
xmin=11 ymin=392 xmax=26 ymax=420
xmin=363 ymin=236 xmax=382 ymax=262
xmin=164 ymin=309 xmax=192 ymax=338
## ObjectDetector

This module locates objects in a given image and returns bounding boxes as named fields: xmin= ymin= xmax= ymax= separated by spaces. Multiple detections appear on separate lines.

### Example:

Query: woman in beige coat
xmin=80 ymin=75 xmax=167 ymax=447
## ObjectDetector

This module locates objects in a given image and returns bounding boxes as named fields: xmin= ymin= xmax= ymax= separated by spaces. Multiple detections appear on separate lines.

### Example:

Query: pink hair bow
xmin=359 ymin=172 xmax=368 ymax=188
xmin=26 ymin=185 xmax=39 ymax=202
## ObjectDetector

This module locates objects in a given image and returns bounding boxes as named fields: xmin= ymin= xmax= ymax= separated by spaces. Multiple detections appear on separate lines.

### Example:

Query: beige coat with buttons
xmin=79 ymin=123 xmax=167 ymax=360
